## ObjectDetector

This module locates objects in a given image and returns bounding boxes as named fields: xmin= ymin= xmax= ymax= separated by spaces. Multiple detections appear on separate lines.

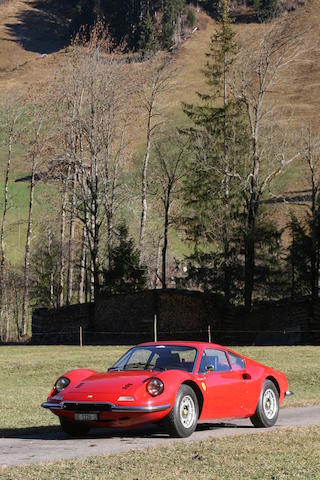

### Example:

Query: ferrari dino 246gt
xmin=42 ymin=341 xmax=293 ymax=438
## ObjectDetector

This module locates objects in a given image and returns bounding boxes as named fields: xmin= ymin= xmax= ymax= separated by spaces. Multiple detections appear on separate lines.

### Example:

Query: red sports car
xmin=42 ymin=341 xmax=293 ymax=438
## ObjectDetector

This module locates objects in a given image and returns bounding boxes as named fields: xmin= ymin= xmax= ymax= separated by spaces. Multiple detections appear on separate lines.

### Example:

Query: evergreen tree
xmin=287 ymin=213 xmax=312 ymax=299
xmin=138 ymin=11 xmax=159 ymax=57
xmin=161 ymin=0 xmax=186 ymax=49
xmin=255 ymin=0 xmax=281 ymax=21
xmin=101 ymin=224 xmax=147 ymax=294
xmin=182 ymin=0 xmax=250 ymax=303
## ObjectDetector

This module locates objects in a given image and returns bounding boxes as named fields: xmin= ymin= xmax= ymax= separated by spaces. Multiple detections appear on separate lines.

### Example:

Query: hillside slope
xmin=1 ymin=1 xmax=319 ymax=125
xmin=1 ymin=0 xmax=320 ymax=263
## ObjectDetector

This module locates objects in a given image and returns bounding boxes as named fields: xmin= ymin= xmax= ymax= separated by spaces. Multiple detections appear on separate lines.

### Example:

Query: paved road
xmin=1 ymin=406 xmax=320 ymax=467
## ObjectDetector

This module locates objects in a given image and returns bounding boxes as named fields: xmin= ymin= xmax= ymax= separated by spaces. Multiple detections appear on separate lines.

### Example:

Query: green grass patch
xmin=2 ymin=426 xmax=320 ymax=479
xmin=0 ymin=173 xmax=58 ymax=265
xmin=0 ymin=346 xmax=319 ymax=433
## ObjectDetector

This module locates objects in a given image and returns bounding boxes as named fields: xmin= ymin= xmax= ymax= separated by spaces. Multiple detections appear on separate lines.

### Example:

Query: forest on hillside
xmin=46 ymin=0 xmax=305 ymax=52
xmin=0 ymin=0 xmax=315 ymax=342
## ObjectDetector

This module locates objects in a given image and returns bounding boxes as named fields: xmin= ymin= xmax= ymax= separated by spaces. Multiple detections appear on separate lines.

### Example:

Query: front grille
xmin=64 ymin=402 xmax=112 ymax=412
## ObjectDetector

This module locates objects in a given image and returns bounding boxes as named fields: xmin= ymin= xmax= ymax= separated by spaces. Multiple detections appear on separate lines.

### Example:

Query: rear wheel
xmin=250 ymin=380 xmax=279 ymax=428
xmin=59 ymin=417 xmax=91 ymax=436
xmin=163 ymin=385 xmax=199 ymax=438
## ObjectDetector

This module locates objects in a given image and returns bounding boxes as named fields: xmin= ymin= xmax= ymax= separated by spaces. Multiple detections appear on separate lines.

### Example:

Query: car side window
xmin=199 ymin=349 xmax=231 ymax=374
xmin=228 ymin=352 xmax=246 ymax=370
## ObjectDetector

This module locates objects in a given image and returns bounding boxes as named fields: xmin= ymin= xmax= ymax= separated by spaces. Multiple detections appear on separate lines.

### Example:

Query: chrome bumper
xmin=285 ymin=390 xmax=294 ymax=397
xmin=41 ymin=401 xmax=171 ymax=413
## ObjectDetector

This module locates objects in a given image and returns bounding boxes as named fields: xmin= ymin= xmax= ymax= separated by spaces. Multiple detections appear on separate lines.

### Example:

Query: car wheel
xmin=59 ymin=417 xmax=91 ymax=436
xmin=164 ymin=384 xmax=199 ymax=438
xmin=250 ymin=380 xmax=279 ymax=428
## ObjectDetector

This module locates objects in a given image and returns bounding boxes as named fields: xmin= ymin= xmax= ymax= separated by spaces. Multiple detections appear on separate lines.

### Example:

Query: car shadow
xmin=0 ymin=422 xmax=253 ymax=441
xmin=5 ymin=0 xmax=73 ymax=55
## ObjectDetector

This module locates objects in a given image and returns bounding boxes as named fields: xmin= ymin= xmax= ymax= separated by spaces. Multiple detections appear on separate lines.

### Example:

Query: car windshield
xmin=109 ymin=345 xmax=197 ymax=373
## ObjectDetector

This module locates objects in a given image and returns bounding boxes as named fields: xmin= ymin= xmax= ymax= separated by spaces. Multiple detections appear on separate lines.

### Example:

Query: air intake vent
xmin=122 ymin=383 xmax=133 ymax=390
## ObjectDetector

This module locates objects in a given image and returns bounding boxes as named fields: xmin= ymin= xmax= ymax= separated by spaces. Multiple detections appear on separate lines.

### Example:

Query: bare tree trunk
xmin=67 ymin=169 xmax=76 ymax=305
xmin=78 ymin=208 xmax=88 ymax=304
xmin=0 ymin=128 xmax=12 ymax=340
xmin=139 ymin=108 xmax=152 ymax=251
xmin=153 ymin=236 xmax=162 ymax=288
xmin=59 ymin=167 xmax=70 ymax=307
xmin=21 ymin=155 xmax=36 ymax=337
xmin=244 ymin=202 xmax=256 ymax=311
xmin=161 ymin=184 xmax=172 ymax=289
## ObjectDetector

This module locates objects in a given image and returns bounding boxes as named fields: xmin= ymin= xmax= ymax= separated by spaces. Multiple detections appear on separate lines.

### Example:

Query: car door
xmin=198 ymin=348 xmax=247 ymax=420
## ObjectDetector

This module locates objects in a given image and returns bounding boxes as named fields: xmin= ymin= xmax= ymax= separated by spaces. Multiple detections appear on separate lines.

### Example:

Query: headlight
xmin=55 ymin=377 xmax=70 ymax=393
xmin=146 ymin=378 xmax=164 ymax=397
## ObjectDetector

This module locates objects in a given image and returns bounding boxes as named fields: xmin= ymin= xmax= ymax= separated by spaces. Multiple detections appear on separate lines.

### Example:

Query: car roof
xmin=138 ymin=341 xmax=226 ymax=349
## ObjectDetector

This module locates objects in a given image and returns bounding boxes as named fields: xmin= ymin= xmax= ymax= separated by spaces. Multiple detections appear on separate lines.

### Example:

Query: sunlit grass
xmin=0 ymin=345 xmax=319 ymax=432
xmin=2 ymin=426 xmax=320 ymax=479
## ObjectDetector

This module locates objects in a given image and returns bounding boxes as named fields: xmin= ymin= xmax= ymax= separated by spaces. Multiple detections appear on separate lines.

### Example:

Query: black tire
xmin=163 ymin=385 xmax=199 ymax=438
xmin=59 ymin=417 xmax=91 ymax=436
xmin=250 ymin=380 xmax=279 ymax=428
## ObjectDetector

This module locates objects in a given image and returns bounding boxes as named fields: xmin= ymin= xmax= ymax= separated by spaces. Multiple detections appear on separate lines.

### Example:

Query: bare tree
xmin=56 ymin=24 xmax=132 ymax=301
xmin=21 ymin=105 xmax=46 ymax=337
xmin=230 ymin=17 xmax=303 ymax=308
xmin=152 ymin=133 xmax=186 ymax=288
xmin=138 ymin=54 xmax=176 ymax=252
xmin=0 ymin=100 xmax=23 ymax=339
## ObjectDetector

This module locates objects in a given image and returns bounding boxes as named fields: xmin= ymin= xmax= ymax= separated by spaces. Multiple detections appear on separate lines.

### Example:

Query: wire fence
xmin=29 ymin=325 xmax=320 ymax=346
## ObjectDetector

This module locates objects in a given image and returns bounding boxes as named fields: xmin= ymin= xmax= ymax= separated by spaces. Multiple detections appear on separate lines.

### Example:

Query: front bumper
xmin=41 ymin=401 xmax=171 ymax=413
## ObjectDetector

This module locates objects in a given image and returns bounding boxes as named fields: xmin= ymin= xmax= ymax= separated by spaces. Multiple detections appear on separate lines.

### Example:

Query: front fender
xmin=155 ymin=370 xmax=200 ymax=407
xmin=48 ymin=369 xmax=97 ymax=399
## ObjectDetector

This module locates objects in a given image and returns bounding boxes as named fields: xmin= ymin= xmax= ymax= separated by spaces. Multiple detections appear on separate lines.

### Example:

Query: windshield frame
xmin=109 ymin=345 xmax=199 ymax=373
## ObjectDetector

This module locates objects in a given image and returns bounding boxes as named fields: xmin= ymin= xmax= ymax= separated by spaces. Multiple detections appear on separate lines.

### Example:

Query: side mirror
xmin=205 ymin=365 xmax=215 ymax=373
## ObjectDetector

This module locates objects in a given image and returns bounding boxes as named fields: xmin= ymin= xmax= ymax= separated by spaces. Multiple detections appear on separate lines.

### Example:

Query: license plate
xmin=74 ymin=413 xmax=98 ymax=422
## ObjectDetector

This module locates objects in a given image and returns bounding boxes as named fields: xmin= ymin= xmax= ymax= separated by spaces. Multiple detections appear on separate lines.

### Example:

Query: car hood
xmin=67 ymin=370 xmax=156 ymax=394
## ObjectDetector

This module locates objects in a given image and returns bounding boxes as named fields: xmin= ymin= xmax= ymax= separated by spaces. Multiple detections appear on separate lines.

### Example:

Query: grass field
xmin=1 ymin=345 xmax=320 ymax=479
xmin=1 ymin=345 xmax=319 ymax=432
xmin=1 ymin=426 xmax=320 ymax=479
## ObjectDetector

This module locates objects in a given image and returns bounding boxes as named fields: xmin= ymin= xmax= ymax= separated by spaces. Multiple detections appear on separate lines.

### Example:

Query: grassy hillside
xmin=0 ymin=0 xmax=319 ymax=264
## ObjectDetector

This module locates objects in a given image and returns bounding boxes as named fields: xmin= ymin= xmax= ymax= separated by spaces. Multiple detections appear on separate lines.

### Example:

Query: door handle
xmin=242 ymin=373 xmax=251 ymax=380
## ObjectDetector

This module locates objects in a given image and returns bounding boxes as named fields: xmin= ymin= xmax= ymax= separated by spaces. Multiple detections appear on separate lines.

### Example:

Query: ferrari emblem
xmin=201 ymin=382 xmax=207 ymax=392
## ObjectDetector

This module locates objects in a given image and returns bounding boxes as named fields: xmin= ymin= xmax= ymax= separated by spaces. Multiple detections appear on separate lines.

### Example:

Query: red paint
xmin=43 ymin=342 xmax=290 ymax=430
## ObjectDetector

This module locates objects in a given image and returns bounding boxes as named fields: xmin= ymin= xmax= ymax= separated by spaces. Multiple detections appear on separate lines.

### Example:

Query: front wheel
xmin=250 ymin=380 xmax=279 ymax=428
xmin=59 ymin=417 xmax=91 ymax=436
xmin=163 ymin=385 xmax=199 ymax=438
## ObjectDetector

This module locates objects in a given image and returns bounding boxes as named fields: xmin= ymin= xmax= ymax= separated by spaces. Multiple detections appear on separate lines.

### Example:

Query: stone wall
xmin=31 ymin=290 xmax=320 ymax=345
xmin=32 ymin=303 xmax=94 ymax=344
xmin=93 ymin=290 xmax=224 ymax=343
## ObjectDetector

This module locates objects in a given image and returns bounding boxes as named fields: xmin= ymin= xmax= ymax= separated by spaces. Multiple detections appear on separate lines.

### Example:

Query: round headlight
xmin=55 ymin=377 xmax=70 ymax=393
xmin=147 ymin=378 xmax=164 ymax=397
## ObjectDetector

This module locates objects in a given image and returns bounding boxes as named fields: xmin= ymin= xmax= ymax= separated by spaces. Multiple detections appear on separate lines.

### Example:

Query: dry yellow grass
xmin=1 ymin=0 xmax=319 ymax=237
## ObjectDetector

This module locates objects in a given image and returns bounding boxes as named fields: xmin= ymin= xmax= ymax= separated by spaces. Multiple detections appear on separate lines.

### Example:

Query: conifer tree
xmin=139 ymin=11 xmax=159 ymax=57
xmin=182 ymin=0 xmax=250 ymax=303
xmin=161 ymin=0 xmax=186 ymax=49
xmin=102 ymin=224 xmax=147 ymax=294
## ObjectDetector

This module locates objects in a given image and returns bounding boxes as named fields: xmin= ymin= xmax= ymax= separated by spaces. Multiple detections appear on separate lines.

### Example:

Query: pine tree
xmin=139 ymin=11 xmax=159 ymax=57
xmin=182 ymin=0 xmax=250 ymax=303
xmin=255 ymin=0 xmax=280 ymax=22
xmin=102 ymin=224 xmax=147 ymax=294
xmin=161 ymin=0 xmax=186 ymax=49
